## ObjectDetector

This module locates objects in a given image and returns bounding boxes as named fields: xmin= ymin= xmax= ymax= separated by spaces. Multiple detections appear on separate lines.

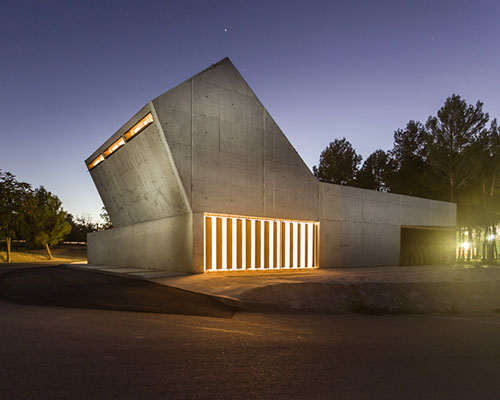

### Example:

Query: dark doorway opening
xmin=400 ymin=227 xmax=455 ymax=266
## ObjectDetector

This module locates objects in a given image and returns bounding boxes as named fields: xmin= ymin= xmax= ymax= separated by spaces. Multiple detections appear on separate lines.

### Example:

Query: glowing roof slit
xmin=124 ymin=113 xmax=154 ymax=141
xmin=88 ymin=154 xmax=104 ymax=170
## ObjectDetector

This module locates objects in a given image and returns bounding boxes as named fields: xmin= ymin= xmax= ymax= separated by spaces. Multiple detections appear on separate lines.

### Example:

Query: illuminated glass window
xmin=124 ymin=113 xmax=154 ymax=141
xmin=104 ymin=137 xmax=125 ymax=158
xmin=204 ymin=213 xmax=319 ymax=271
xmin=87 ymin=154 xmax=104 ymax=170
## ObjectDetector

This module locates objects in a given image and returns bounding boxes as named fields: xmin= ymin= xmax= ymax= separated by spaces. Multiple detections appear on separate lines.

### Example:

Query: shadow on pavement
xmin=0 ymin=266 xmax=237 ymax=318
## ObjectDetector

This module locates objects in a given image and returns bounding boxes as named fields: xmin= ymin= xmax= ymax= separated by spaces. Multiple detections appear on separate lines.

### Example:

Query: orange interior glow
xmin=87 ymin=154 xmax=104 ymax=170
xmin=204 ymin=213 xmax=319 ymax=272
xmin=124 ymin=113 xmax=154 ymax=141
xmin=104 ymin=137 xmax=125 ymax=158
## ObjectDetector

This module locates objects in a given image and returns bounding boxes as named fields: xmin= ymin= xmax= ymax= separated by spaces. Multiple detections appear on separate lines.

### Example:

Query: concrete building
xmin=85 ymin=58 xmax=456 ymax=273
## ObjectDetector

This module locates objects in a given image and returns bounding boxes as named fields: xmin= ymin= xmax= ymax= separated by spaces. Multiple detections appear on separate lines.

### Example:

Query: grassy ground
xmin=0 ymin=246 xmax=87 ymax=263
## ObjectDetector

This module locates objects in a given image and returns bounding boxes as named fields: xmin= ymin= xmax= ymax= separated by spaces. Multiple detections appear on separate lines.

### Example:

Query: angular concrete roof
xmin=87 ymin=57 xmax=319 ymax=227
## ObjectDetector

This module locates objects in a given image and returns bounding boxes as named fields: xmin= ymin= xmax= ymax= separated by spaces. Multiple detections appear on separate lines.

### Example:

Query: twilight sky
xmin=1 ymin=0 xmax=500 ymax=221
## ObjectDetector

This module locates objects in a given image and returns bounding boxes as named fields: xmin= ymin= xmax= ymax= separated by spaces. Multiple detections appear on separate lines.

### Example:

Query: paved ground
xmin=1 ymin=263 xmax=500 ymax=399
xmin=69 ymin=263 xmax=500 ymax=313
xmin=0 ymin=265 xmax=235 ymax=318
xmin=1 ymin=299 xmax=499 ymax=399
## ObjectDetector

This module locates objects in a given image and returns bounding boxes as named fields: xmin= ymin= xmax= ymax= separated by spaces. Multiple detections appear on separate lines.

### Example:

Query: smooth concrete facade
xmin=319 ymin=183 xmax=455 ymax=267
xmin=86 ymin=58 xmax=456 ymax=272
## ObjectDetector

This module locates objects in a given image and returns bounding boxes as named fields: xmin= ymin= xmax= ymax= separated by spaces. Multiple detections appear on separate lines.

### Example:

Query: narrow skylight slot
xmin=104 ymin=137 xmax=125 ymax=158
xmin=124 ymin=113 xmax=154 ymax=141
xmin=87 ymin=154 xmax=104 ymax=170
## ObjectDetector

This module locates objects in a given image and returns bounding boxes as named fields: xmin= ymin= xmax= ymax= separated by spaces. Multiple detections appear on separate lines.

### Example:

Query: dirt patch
xmin=240 ymin=281 xmax=500 ymax=314
xmin=0 ymin=266 xmax=237 ymax=318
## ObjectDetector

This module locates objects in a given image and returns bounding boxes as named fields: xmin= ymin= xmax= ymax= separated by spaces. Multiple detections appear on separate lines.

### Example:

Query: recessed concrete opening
xmin=400 ymin=226 xmax=456 ymax=266
xmin=204 ymin=214 xmax=319 ymax=271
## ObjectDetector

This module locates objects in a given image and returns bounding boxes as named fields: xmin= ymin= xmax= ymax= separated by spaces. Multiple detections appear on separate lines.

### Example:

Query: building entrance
xmin=400 ymin=226 xmax=455 ymax=265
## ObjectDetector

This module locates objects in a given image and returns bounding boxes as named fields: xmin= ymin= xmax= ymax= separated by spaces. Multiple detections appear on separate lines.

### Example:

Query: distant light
xmin=487 ymin=234 xmax=496 ymax=241
xmin=224 ymin=28 xmax=228 ymax=32
xmin=461 ymin=242 xmax=470 ymax=250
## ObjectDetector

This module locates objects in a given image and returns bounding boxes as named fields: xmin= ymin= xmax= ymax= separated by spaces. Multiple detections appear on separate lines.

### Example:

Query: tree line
xmin=313 ymin=94 xmax=500 ymax=261
xmin=0 ymin=170 xmax=111 ymax=262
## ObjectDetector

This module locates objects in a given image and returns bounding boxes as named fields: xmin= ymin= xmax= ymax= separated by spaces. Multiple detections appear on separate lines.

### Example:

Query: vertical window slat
xmin=308 ymin=223 xmax=313 ymax=268
xmin=204 ymin=215 xmax=317 ymax=271
xmin=300 ymin=223 xmax=306 ymax=268
xmin=251 ymin=219 xmax=256 ymax=269
xmin=284 ymin=222 xmax=290 ymax=268
xmin=269 ymin=221 xmax=274 ymax=269
xmin=211 ymin=216 xmax=217 ymax=270
xmin=260 ymin=221 xmax=266 ymax=268
xmin=232 ymin=218 xmax=237 ymax=270
xmin=292 ymin=222 xmax=298 ymax=268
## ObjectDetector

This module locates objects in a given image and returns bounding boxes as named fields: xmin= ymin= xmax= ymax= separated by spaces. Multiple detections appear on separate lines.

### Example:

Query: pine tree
xmin=425 ymin=95 xmax=488 ymax=202
xmin=313 ymin=138 xmax=362 ymax=185
xmin=386 ymin=121 xmax=428 ymax=197
xmin=356 ymin=149 xmax=391 ymax=191
xmin=0 ymin=171 xmax=32 ymax=262
xmin=26 ymin=187 xmax=71 ymax=260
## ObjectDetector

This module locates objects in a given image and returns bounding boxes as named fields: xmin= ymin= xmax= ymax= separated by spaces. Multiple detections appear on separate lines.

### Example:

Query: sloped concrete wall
xmin=85 ymin=104 xmax=192 ymax=272
xmin=86 ymin=104 xmax=190 ymax=228
xmin=319 ymin=183 xmax=456 ymax=268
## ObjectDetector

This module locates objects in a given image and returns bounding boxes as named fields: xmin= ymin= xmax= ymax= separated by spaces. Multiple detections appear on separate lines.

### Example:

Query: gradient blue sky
xmin=1 ymin=0 xmax=499 ymax=221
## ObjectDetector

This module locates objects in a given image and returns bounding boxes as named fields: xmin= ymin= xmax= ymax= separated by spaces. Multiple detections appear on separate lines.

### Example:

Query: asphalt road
xmin=1 ymin=264 xmax=500 ymax=399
